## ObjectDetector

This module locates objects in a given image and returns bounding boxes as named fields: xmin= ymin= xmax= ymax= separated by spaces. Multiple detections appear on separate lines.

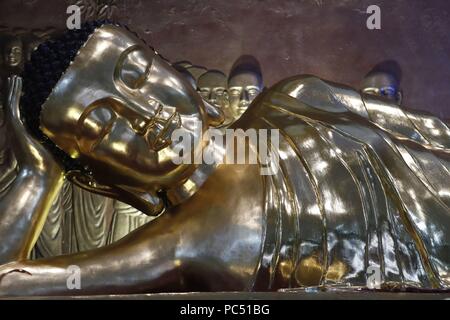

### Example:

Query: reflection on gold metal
xmin=326 ymin=261 xmax=348 ymax=283
xmin=0 ymin=76 xmax=64 ymax=265
xmin=0 ymin=24 xmax=449 ymax=296
xmin=295 ymin=256 xmax=324 ymax=287
xmin=0 ymin=28 xmax=151 ymax=259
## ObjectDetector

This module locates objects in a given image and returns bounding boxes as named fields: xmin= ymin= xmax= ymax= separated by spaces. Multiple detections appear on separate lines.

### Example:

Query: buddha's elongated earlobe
xmin=67 ymin=170 xmax=166 ymax=217
xmin=66 ymin=170 xmax=122 ymax=198
xmin=116 ymin=185 xmax=166 ymax=217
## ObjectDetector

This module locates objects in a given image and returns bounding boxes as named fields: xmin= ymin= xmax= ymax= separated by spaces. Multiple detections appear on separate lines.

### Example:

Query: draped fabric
xmin=249 ymin=77 xmax=450 ymax=290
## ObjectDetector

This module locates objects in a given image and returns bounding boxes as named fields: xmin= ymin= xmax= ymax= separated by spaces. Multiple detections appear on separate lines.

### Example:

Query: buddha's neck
xmin=165 ymin=129 xmax=226 ymax=206
xmin=162 ymin=90 xmax=270 ymax=207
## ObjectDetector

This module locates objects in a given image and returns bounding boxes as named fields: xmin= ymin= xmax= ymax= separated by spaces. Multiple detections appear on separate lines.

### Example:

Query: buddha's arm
xmin=0 ymin=162 xmax=263 ymax=296
xmin=0 ymin=209 xmax=187 ymax=296
xmin=0 ymin=76 xmax=63 ymax=264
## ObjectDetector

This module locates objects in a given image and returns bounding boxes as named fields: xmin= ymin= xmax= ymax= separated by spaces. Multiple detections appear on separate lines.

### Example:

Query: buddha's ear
xmin=66 ymin=170 xmax=121 ymax=199
xmin=116 ymin=185 xmax=166 ymax=217
xmin=66 ymin=170 xmax=166 ymax=217
xmin=202 ymin=99 xmax=225 ymax=127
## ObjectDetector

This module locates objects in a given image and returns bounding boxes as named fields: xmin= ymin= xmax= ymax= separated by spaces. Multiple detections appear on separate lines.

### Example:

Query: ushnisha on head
xmin=21 ymin=21 xmax=223 ymax=216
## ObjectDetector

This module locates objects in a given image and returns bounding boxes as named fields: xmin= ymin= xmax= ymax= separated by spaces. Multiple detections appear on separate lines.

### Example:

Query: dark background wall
xmin=0 ymin=0 xmax=449 ymax=117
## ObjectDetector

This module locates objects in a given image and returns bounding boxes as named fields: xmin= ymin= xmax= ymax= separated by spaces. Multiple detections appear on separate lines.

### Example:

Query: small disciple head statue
xmin=197 ymin=70 xmax=228 ymax=109
xmin=227 ymin=55 xmax=263 ymax=118
xmin=4 ymin=37 xmax=23 ymax=68
xmin=360 ymin=60 xmax=402 ymax=105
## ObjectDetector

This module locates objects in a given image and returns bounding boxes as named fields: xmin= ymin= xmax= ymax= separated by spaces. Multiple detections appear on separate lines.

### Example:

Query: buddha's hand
xmin=0 ymin=261 xmax=26 ymax=295
xmin=5 ymin=75 xmax=61 ymax=176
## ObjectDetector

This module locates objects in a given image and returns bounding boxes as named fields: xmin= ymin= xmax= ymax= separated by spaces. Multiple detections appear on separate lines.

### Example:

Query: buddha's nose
xmin=127 ymin=99 xmax=162 ymax=135
xmin=131 ymin=116 xmax=153 ymax=135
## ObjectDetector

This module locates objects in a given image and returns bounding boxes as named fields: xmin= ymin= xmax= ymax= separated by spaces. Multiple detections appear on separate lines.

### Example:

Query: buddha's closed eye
xmin=77 ymin=106 xmax=116 ymax=152
xmin=118 ymin=47 xmax=154 ymax=90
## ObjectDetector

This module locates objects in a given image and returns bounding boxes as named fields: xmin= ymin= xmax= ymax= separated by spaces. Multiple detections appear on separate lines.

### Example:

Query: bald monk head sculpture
xmin=0 ymin=21 xmax=449 ymax=296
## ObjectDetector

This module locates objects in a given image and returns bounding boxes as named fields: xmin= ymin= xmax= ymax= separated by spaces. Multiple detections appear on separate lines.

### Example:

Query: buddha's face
xmin=40 ymin=25 xmax=207 ymax=194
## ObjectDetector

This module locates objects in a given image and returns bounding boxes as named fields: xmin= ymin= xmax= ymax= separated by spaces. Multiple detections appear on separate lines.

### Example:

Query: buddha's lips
xmin=147 ymin=111 xmax=182 ymax=151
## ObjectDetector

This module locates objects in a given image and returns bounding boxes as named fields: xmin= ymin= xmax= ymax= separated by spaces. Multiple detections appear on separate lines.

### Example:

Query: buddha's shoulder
xmin=269 ymin=74 xmax=358 ymax=99
xmin=241 ymin=74 xmax=367 ymax=124
xmin=270 ymin=74 xmax=337 ymax=95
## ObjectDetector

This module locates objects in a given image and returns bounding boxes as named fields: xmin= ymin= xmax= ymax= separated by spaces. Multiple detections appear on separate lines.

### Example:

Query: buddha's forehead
xmin=40 ymin=25 xmax=152 ymax=151
xmin=42 ymin=25 xmax=152 ymax=112
xmin=73 ymin=24 xmax=152 ymax=84
xmin=88 ymin=24 xmax=147 ymax=60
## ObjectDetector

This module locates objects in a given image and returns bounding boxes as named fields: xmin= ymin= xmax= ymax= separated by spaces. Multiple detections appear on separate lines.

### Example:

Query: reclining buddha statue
xmin=0 ymin=21 xmax=449 ymax=296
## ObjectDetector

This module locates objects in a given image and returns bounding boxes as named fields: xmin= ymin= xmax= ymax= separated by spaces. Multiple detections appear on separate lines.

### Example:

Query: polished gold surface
xmin=0 ymin=24 xmax=449 ymax=296
xmin=0 ymin=26 xmax=147 ymax=259
xmin=0 ymin=76 xmax=63 ymax=265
